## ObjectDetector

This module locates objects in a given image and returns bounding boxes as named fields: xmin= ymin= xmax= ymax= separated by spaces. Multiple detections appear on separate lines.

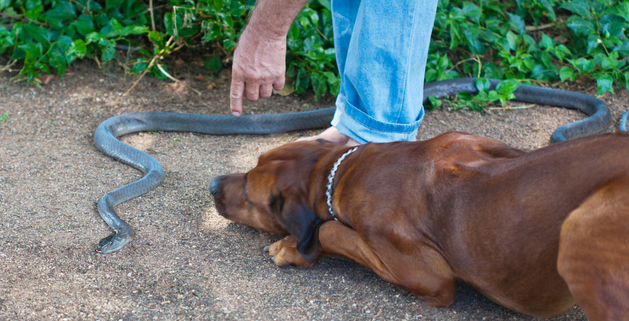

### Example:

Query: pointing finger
xmin=230 ymin=79 xmax=245 ymax=117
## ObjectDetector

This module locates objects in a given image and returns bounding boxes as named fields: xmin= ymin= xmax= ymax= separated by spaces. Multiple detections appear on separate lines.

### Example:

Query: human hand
xmin=229 ymin=28 xmax=287 ymax=117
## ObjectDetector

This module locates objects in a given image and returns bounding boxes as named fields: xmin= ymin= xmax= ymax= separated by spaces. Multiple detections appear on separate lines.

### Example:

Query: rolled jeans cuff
xmin=331 ymin=93 xmax=424 ymax=144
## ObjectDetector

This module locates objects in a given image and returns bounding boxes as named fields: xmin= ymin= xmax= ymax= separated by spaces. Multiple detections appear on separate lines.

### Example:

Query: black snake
xmin=93 ymin=78 xmax=616 ymax=253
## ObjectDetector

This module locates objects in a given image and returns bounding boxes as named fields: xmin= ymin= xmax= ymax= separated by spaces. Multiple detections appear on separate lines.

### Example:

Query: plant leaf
xmin=49 ymin=47 xmax=67 ymax=76
xmin=101 ymin=42 xmax=116 ymax=62
xmin=595 ymin=73 xmax=614 ymax=95
xmin=22 ymin=24 xmax=51 ymax=45
xmin=44 ymin=1 xmax=76 ymax=30
xmin=507 ymin=13 xmax=526 ymax=35
xmin=505 ymin=31 xmax=519 ymax=51
xmin=559 ymin=66 xmax=575 ymax=82
xmin=462 ymin=1 xmax=481 ymax=24
xmin=72 ymin=15 xmax=95 ymax=36
xmin=106 ymin=0 xmax=124 ymax=11
xmin=496 ymin=79 xmax=521 ymax=96
xmin=475 ymin=77 xmax=491 ymax=92
xmin=427 ymin=95 xmax=442 ymax=110
xmin=560 ymin=0 xmax=592 ymax=19
xmin=539 ymin=33 xmax=555 ymax=49
xmin=566 ymin=16 xmax=595 ymax=36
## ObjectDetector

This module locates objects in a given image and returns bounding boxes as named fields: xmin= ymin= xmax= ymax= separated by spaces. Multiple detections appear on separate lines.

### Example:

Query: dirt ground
xmin=0 ymin=61 xmax=627 ymax=321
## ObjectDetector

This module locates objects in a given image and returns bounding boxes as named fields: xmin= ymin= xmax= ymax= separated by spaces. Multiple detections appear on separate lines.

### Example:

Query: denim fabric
xmin=330 ymin=0 xmax=438 ymax=143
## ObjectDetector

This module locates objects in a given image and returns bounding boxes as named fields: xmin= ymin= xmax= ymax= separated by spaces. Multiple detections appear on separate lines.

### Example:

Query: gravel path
xmin=1 ymin=62 xmax=627 ymax=320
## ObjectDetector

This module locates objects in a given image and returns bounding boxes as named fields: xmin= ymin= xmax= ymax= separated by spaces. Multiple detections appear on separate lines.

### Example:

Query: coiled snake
xmin=94 ymin=78 xmax=616 ymax=253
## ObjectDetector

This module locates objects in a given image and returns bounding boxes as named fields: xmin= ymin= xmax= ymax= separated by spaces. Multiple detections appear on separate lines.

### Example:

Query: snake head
xmin=96 ymin=234 xmax=131 ymax=254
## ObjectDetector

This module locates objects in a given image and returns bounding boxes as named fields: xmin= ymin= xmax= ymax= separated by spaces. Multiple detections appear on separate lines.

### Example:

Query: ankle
xmin=297 ymin=127 xmax=361 ymax=146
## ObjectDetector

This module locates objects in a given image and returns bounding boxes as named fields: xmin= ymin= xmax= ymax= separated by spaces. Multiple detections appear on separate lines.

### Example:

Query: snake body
xmin=94 ymin=78 xmax=613 ymax=253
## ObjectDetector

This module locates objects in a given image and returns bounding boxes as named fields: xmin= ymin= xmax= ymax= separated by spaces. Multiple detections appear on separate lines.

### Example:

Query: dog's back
xmin=429 ymin=131 xmax=629 ymax=318
xmin=348 ymin=131 xmax=629 ymax=317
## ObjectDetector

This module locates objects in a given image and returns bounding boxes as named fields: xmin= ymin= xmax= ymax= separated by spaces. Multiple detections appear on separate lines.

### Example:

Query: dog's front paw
xmin=265 ymin=236 xmax=313 ymax=267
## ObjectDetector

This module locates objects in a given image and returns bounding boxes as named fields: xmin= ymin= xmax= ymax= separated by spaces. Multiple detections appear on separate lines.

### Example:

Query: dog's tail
xmin=620 ymin=111 xmax=629 ymax=131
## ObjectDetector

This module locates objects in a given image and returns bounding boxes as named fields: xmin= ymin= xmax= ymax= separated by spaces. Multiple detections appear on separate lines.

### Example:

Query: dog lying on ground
xmin=209 ymin=131 xmax=629 ymax=320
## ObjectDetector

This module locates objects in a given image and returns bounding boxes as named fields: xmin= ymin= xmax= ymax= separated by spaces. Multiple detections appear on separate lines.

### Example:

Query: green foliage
xmin=429 ymin=0 xmax=629 ymax=98
xmin=427 ymin=78 xmax=522 ymax=111
xmin=285 ymin=0 xmax=339 ymax=99
xmin=1 ymin=0 xmax=628 ymax=101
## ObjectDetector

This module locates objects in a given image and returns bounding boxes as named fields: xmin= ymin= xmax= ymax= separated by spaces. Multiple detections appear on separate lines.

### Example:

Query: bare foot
xmin=296 ymin=127 xmax=360 ymax=146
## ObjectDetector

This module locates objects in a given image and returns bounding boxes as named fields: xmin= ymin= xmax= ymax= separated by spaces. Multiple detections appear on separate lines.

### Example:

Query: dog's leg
xmin=267 ymin=235 xmax=319 ymax=267
xmin=558 ymin=178 xmax=629 ymax=321
xmin=267 ymin=220 xmax=456 ymax=306
xmin=317 ymin=220 xmax=456 ymax=307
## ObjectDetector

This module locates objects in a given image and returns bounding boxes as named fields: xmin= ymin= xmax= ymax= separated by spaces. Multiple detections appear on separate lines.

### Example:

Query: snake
xmin=94 ymin=78 xmax=614 ymax=253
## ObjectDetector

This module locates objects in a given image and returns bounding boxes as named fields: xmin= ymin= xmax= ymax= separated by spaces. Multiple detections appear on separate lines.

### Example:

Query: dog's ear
xmin=281 ymin=196 xmax=324 ymax=261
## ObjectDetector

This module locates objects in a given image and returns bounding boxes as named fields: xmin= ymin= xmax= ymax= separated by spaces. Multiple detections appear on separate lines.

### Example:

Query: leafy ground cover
xmin=0 ymin=0 xmax=628 ymax=107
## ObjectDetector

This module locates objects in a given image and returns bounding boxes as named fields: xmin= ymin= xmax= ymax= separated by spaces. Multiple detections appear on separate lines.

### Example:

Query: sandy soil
xmin=0 ymin=61 xmax=627 ymax=321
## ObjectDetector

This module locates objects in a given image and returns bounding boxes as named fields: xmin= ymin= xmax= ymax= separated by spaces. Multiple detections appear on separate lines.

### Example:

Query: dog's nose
xmin=209 ymin=176 xmax=224 ymax=196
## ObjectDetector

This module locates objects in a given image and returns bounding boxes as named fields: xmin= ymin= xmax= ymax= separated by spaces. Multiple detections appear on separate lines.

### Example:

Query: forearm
xmin=246 ymin=0 xmax=310 ymax=39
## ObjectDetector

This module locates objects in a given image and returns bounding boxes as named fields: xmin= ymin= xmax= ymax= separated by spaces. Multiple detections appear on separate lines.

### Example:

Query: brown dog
xmin=209 ymin=131 xmax=629 ymax=320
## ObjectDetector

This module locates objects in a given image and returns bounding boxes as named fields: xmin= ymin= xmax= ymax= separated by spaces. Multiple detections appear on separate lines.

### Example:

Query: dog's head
xmin=209 ymin=140 xmax=337 ymax=260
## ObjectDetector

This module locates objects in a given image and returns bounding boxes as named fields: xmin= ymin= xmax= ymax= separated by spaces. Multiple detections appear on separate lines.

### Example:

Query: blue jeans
xmin=330 ymin=0 xmax=439 ymax=143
